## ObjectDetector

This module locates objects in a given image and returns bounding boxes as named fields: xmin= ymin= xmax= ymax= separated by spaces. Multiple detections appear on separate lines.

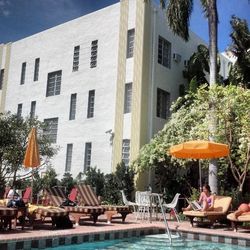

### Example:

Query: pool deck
xmin=0 ymin=213 xmax=250 ymax=249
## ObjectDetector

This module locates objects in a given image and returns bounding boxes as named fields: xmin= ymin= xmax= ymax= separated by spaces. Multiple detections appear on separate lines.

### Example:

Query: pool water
xmin=44 ymin=234 xmax=248 ymax=250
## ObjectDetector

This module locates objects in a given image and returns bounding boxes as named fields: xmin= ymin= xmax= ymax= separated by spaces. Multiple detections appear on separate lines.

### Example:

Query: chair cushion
xmin=227 ymin=212 xmax=250 ymax=222
xmin=63 ymin=206 xmax=104 ymax=214
xmin=0 ymin=206 xmax=18 ymax=217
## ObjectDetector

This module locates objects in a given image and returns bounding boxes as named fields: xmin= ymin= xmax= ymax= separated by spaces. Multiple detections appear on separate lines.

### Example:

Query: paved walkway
xmin=0 ymin=213 xmax=249 ymax=248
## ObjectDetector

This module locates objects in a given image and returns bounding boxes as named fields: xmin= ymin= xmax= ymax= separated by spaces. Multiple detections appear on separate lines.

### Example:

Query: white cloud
xmin=0 ymin=0 xmax=11 ymax=16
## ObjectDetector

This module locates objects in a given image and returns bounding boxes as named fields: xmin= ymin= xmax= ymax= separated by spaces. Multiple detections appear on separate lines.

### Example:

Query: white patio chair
xmin=162 ymin=193 xmax=181 ymax=223
xmin=120 ymin=190 xmax=137 ymax=213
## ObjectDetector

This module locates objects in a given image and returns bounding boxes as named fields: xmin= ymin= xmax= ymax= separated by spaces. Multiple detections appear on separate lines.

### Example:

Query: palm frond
xmin=166 ymin=0 xmax=193 ymax=41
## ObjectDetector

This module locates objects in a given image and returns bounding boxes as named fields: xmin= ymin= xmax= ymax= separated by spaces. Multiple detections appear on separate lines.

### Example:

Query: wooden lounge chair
xmin=76 ymin=184 xmax=132 ymax=223
xmin=227 ymin=211 xmax=250 ymax=232
xmin=43 ymin=187 xmax=104 ymax=224
xmin=27 ymin=204 xmax=70 ymax=229
xmin=183 ymin=196 xmax=232 ymax=227
xmin=0 ymin=206 xmax=18 ymax=230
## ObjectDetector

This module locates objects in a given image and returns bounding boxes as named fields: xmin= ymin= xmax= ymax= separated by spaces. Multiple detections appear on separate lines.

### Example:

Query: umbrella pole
xmin=199 ymin=160 xmax=202 ymax=192
xmin=31 ymin=169 xmax=33 ymax=203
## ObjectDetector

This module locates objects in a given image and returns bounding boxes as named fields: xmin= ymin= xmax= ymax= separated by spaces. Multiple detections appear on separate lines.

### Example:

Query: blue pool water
xmin=44 ymin=234 xmax=248 ymax=250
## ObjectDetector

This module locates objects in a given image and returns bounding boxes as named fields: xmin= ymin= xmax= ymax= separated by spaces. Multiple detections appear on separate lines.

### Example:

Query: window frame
xmin=156 ymin=88 xmax=170 ymax=119
xmin=90 ymin=40 xmax=98 ymax=68
xmin=20 ymin=62 xmax=26 ymax=85
xmin=87 ymin=90 xmax=95 ymax=118
xmin=17 ymin=103 xmax=22 ymax=118
xmin=72 ymin=45 xmax=80 ymax=72
xmin=0 ymin=69 xmax=4 ymax=90
xmin=158 ymin=36 xmax=171 ymax=69
xmin=84 ymin=142 xmax=92 ymax=172
xmin=69 ymin=93 xmax=77 ymax=120
xmin=124 ymin=82 xmax=132 ymax=114
xmin=43 ymin=117 xmax=59 ymax=143
xmin=65 ymin=143 xmax=73 ymax=172
xmin=33 ymin=58 xmax=40 ymax=81
xmin=127 ymin=29 xmax=135 ymax=58
xmin=122 ymin=139 xmax=130 ymax=167
xmin=46 ymin=70 xmax=62 ymax=97
xmin=30 ymin=101 xmax=36 ymax=119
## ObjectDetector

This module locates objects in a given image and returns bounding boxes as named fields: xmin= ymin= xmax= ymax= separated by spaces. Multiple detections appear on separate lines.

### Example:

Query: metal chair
xmin=162 ymin=193 xmax=181 ymax=223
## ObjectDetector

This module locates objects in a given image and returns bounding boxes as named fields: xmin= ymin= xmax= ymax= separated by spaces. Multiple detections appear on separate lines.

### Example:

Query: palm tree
xmin=159 ymin=0 xmax=219 ymax=193
xmin=228 ymin=16 xmax=250 ymax=88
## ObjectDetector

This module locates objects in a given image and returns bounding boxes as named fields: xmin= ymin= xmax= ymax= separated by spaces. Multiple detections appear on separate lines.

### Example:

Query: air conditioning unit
xmin=173 ymin=53 xmax=181 ymax=63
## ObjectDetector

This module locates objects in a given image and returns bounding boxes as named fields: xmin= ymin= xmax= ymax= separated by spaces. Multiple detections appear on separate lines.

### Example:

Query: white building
xmin=0 ymin=0 xmax=230 ymax=188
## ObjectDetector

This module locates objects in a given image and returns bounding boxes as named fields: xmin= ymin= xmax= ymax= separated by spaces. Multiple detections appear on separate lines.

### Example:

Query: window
xmin=0 ymin=69 xmax=4 ymax=90
xmin=156 ymin=88 xmax=170 ymax=119
xmin=124 ymin=83 xmax=132 ymax=113
xmin=122 ymin=139 xmax=130 ymax=167
xmin=87 ymin=90 xmax=95 ymax=118
xmin=34 ymin=58 xmax=40 ymax=81
xmin=43 ymin=118 xmax=58 ymax=143
xmin=127 ymin=29 xmax=135 ymax=58
xmin=84 ymin=142 xmax=92 ymax=172
xmin=158 ymin=36 xmax=171 ymax=68
xmin=72 ymin=45 xmax=80 ymax=72
xmin=90 ymin=40 xmax=98 ymax=68
xmin=69 ymin=93 xmax=77 ymax=120
xmin=30 ymin=101 xmax=36 ymax=119
xmin=46 ymin=70 xmax=62 ymax=97
xmin=65 ymin=144 xmax=73 ymax=172
xmin=17 ymin=103 xmax=22 ymax=118
xmin=20 ymin=62 xmax=26 ymax=85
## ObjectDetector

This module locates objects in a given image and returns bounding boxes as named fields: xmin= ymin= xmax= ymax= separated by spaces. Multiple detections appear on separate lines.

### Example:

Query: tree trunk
xmin=207 ymin=0 xmax=218 ymax=194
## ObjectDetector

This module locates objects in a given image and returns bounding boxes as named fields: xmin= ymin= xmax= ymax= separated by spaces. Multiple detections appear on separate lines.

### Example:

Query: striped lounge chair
xmin=0 ymin=206 xmax=18 ymax=230
xmin=76 ymin=185 xmax=132 ymax=223
xmin=43 ymin=187 xmax=104 ymax=224
xmin=27 ymin=204 xmax=69 ymax=229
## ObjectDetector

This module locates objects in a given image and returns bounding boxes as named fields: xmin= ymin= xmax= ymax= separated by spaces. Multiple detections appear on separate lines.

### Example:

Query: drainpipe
xmin=148 ymin=7 xmax=158 ymax=187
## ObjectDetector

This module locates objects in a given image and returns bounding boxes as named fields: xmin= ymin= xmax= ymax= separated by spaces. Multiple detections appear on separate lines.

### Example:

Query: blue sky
xmin=0 ymin=0 xmax=249 ymax=52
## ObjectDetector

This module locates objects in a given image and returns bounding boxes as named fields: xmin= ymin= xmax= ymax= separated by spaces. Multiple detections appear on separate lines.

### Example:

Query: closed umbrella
xmin=23 ymin=127 xmax=41 ymax=202
xmin=169 ymin=140 xmax=229 ymax=190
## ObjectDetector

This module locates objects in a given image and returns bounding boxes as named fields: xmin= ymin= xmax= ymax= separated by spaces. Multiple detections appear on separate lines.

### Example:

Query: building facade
xmin=0 ymin=0 xmax=231 ymax=188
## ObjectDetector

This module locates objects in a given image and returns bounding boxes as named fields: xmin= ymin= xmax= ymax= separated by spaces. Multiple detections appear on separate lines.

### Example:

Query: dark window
xmin=156 ymin=88 xmax=170 ymax=119
xmin=87 ymin=90 xmax=95 ymax=118
xmin=20 ymin=62 xmax=26 ymax=85
xmin=65 ymin=144 xmax=73 ymax=172
xmin=122 ymin=139 xmax=130 ymax=167
xmin=90 ymin=40 xmax=98 ymax=68
xmin=84 ymin=142 xmax=92 ymax=172
xmin=46 ymin=70 xmax=62 ymax=97
xmin=72 ymin=46 xmax=80 ymax=72
xmin=17 ymin=104 xmax=22 ymax=118
xmin=69 ymin=93 xmax=77 ymax=120
xmin=124 ymin=83 xmax=132 ymax=113
xmin=43 ymin=118 xmax=59 ymax=143
xmin=0 ymin=69 xmax=4 ymax=90
xmin=127 ymin=29 xmax=135 ymax=58
xmin=158 ymin=36 xmax=171 ymax=68
xmin=30 ymin=101 xmax=36 ymax=119
xmin=34 ymin=58 xmax=40 ymax=81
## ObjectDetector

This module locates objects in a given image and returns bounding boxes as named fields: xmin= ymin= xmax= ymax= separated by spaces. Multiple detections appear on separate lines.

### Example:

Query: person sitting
xmin=231 ymin=203 xmax=250 ymax=220
xmin=183 ymin=184 xmax=215 ymax=212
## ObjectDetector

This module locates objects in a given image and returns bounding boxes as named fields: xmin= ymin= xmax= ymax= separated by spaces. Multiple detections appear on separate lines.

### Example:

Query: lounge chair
xmin=22 ymin=187 xmax=32 ymax=203
xmin=43 ymin=187 xmax=105 ymax=224
xmin=183 ymin=195 xmax=232 ymax=227
xmin=0 ymin=206 xmax=18 ymax=230
xmin=27 ymin=204 xmax=70 ymax=229
xmin=76 ymin=185 xmax=132 ymax=223
xmin=227 ymin=211 xmax=250 ymax=232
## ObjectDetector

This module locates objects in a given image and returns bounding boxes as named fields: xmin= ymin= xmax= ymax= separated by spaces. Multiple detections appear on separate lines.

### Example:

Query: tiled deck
xmin=0 ymin=213 xmax=250 ymax=249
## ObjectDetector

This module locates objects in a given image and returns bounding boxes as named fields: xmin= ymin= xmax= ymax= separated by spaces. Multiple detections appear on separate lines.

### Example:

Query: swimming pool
xmin=44 ymin=234 xmax=248 ymax=250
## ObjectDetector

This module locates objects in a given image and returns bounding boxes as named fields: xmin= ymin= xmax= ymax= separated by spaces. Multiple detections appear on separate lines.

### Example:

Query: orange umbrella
xmin=23 ymin=127 xmax=40 ymax=168
xmin=169 ymin=140 xmax=229 ymax=189
xmin=23 ymin=127 xmax=40 ymax=202
xmin=170 ymin=140 xmax=229 ymax=159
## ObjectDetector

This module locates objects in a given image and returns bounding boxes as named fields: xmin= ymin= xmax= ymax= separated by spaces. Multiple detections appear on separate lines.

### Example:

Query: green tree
xmin=228 ymin=16 xmax=250 ymax=88
xmin=60 ymin=172 xmax=76 ymax=195
xmin=41 ymin=167 xmax=59 ymax=189
xmin=134 ymin=85 xmax=250 ymax=193
xmin=84 ymin=166 xmax=105 ymax=196
xmin=0 ymin=112 xmax=57 ymax=187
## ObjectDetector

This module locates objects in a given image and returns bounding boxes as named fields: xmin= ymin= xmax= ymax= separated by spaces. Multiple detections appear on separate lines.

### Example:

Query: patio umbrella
xmin=23 ymin=127 xmax=41 ymax=202
xmin=169 ymin=140 xmax=229 ymax=190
